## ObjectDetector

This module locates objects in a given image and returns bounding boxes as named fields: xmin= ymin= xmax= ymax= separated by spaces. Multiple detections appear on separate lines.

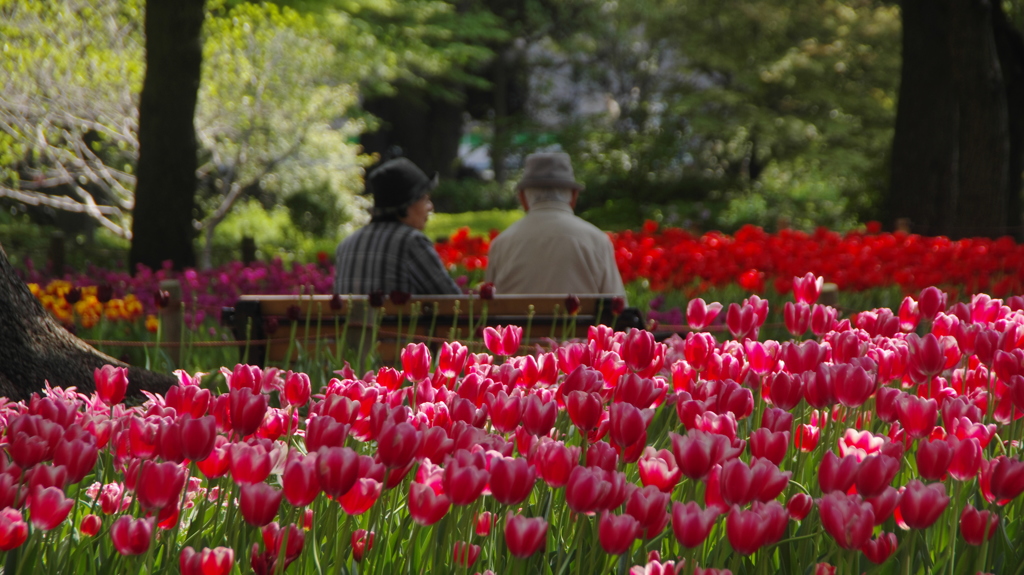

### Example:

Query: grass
xmin=425 ymin=209 xmax=523 ymax=240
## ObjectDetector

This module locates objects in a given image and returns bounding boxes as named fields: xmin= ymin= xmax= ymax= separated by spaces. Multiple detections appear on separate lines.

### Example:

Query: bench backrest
xmin=222 ymin=294 xmax=641 ymax=365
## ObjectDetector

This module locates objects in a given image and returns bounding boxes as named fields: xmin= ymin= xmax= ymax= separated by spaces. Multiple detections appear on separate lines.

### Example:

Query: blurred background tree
xmin=1 ymin=0 xmax=1023 ymax=272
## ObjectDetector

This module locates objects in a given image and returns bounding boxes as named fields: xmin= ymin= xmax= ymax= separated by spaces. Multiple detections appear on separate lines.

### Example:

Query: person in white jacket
xmin=485 ymin=152 xmax=626 ymax=297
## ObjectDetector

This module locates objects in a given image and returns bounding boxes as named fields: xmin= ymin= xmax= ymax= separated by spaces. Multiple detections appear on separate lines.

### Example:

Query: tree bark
xmin=993 ymin=1 xmax=1024 ymax=240
xmin=0 ymin=244 xmax=174 ymax=402
xmin=949 ymin=0 xmax=1010 ymax=238
xmin=360 ymin=88 xmax=464 ymax=180
xmin=129 ymin=0 xmax=206 ymax=273
xmin=888 ymin=0 xmax=959 ymax=235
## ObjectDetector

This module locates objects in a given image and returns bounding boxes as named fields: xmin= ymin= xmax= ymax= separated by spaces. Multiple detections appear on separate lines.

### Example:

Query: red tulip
xmin=165 ymin=383 xmax=211 ymax=419
xmin=918 ymin=286 xmax=947 ymax=320
xmin=792 ymin=273 xmax=823 ymax=304
xmin=283 ymin=372 xmax=311 ymax=407
xmin=684 ymin=332 xmax=717 ymax=370
xmin=749 ymin=428 xmax=789 ymax=466
xmin=687 ymin=298 xmax=723 ymax=330
xmin=438 ymin=341 xmax=470 ymax=378
xmin=818 ymin=492 xmax=875 ymax=549
xmin=181 ymin=546 xmax=235 ymax=575
xmin=352 ymin=529 xmax=374 ymax=562
xmin=767 ymin=372 xmax=803 ymax=411
xmin=442 ymin=451 xmax=489 ymax=505
xmin=239 ymin=482 xmax=283 ymax=527
xmin=834 ymin=364 xmax=876 ymax=408
xmin=819 ymin=452 xmax=860 ymax=494
xmin=626 ymin=485 xmax=671 ymax=539
xmin=566 ymin=466 xmax=610 ymax=514
xmin=985 ymin=456 xmax=1024 ymax=502
xmin=609 ymin=402 xmax=649 ymax=448
xmin=916 ymin=438 xmax=953 ymax=481
xmin=487 ymin=391 xmax=523 ymax=434
xmin=621 ymin=328 xmax=663 ymax=375
xmin=136 ymin=460 xmax=187 ymax=511
xmin=110 ymin=515 xmax=153 ymax=555
xmin=80 ymin=513 xmax=102 ymax=537
xmin=340 ymin=477 xmax=382 ymax=515
xmin=637 ymin=447 xmax=682 ymax=493
xmin=504 ymin=512 xmax=547 ymax=558
xmin=948 ymin=437 xmax=983 ymax=481
xmin=0 ymin=508 xmax=27 ymax=551
xmin=229 ymin=387 xmax=268 ymax=437
xmin=408 ymin=482 xmax=450 ymax=526
xmin=726 ymin=505 xmax=768 ymax=555
xmin=810 ymin=305 xmax=837 ymax=336
xmin=587 ymin=440 xmax=619 ymax=472
xmin=229 ymin=442 xmax=272 ymax=485
xmin=860 ymin=532 xmax=898 ymax=564
xmin=567 ymin=391 xmax=604 ymax=431
xmin=599 ymin=510 xmax=641 ymax=555
xmin=483 ymin=325 xmax=523 ymax=356
xmin=283 ymin=453 xmax=321 ymax=507
xmin=178 ymin=415 xmax=218 ymax=462
xmin=28 ymin=486 xmax=73 ymax=531
xmin=94 ymin=365 xmax=129 ymax=406
xmin=899 ymin=480 xmax=949 ymax=529
xmin=259 ymin=522 xmax=304 ymax=570
xmin=532 ymin=440 xmax=579 ymax=488
xmin=784 ymin=301 xmax=811 ymax=336
xmin=316 ymin=446 xmax=360 ymax=499
xmin=670 ymin=429 xmax=742 ymax=481
xmin=377 ymin=422 xmax=422 ymax=469
xmin=26 ymin=464 xmax=68 ymax=494
xmin=726 ymin=303 xmax=757 ymax=340
xmin=671 ymin=500 xmax=718 ymax=548
xmin=453 ymin=541 xmax=481 ymax=567
xmin=896 ymin=394 xmax=938 ymax=439
xmin=855 ymin=455 xmax=900 ymax=498
xmin=865 ymin=486 xmax=901 ymax=525
xmin=960 ymin=504 xmax=998 ymax=546
xmin=761 ymin=407 xmax=794 ymax=434
xmin=489 ymin=456 xmax=536 ymax=505
xmin=813 ymin=564 xmax=836 ymax=575
xmin=787 ymin=493 xmax=813 ymax=520
xmin=522 ymin=394 xmax=558 ymax=437
xmin=630 ymin=551 xmax=679 ymax=575
xmin=197 ymin=436 xmax=231 ymax=479
xmin=401 ymin=343 xmax=432 ymax=382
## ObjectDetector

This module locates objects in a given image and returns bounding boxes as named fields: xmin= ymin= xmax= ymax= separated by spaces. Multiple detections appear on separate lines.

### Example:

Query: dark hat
xmin=367 ymin=158 xmax=438 ymax=217
xmin=515 ymin=152 xmax=584 ymax=191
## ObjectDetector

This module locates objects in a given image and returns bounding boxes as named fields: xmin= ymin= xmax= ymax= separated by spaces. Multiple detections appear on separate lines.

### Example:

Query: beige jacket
xmin=485 ymin=201 xmax=626 ymax=296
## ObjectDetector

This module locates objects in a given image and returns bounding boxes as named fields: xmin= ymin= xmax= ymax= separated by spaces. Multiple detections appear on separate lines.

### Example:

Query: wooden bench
xmin=221 ymin=294 xmax=643 ymax=366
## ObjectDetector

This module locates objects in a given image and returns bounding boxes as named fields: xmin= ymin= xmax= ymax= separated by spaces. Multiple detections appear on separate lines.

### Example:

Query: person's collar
xmin=527 ymin=200 xmax=574 ymax=213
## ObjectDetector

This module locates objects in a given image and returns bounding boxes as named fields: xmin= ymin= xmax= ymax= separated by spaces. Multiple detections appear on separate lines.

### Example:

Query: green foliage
xmin=429 ymin=177 xmax=518 ymax=214
xmin=196 ymin=2 xmax=373 ymax=266
xmin=424 ymin=208 xmax=522 ymax=239
xmin=536 ymin=0 xmax=901 ymax=232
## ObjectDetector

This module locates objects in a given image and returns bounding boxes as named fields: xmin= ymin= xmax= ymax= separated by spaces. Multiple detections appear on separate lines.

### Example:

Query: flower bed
xmin=22 ymin=224 xmax=1024 ymax=333
xmin=2 ymin=282 xmax=1024 ymax=573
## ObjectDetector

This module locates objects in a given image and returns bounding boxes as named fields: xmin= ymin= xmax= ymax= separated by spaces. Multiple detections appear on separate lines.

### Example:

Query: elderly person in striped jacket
xmin=333 ymin=158 xmax=460 ymax=295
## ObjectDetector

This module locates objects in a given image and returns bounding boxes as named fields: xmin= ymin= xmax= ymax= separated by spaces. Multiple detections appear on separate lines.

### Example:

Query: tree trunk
xmin=360 ymin=88 xmax=464 ymax=180
xmin=993 ymin=1 xmax=1024 ymax=240
xmin=888 ymin=0 xmax=959 ymax=235
xmin=0 ymin=244 xmax=174 ymax=402
xmin=949 ymin=0 xmax=1010 ymax=238
xmin=129 ymin=0 xmax=206 ymax=273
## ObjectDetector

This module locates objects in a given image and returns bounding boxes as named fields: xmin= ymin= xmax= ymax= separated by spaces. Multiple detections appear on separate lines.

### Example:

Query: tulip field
xmin=5 ymin=267 xmax=1024 ymax=574
xmin=8 ymin=224 xmax=1024 ymax=574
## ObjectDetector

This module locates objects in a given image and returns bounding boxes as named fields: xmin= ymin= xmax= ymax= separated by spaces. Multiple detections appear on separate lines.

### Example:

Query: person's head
xmin=515 ymin=152 xmax=583 ymax=212
xmin=367 ymin=158 xmax=438 ymax=230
